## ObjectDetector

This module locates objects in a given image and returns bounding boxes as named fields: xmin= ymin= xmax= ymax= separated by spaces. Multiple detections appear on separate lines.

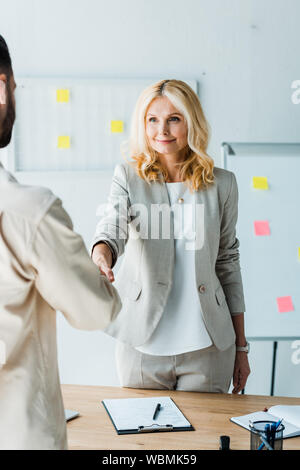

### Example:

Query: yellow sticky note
xmin=58 ymin=136 xmax=70 ymax=149
xmin=111 ymin=120 xmax=124 ymax=133
xmin=298 ymin=247 xmax=300 ymax=260
xmin=252 ymin=176 xmax=269 ymax=190
xmin=56 ymin=89 xmax=70 ymax=103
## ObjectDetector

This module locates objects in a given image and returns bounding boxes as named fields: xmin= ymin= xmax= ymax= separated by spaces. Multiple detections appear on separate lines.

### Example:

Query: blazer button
xmin=198 ymin=284 xmax=206 ymax=293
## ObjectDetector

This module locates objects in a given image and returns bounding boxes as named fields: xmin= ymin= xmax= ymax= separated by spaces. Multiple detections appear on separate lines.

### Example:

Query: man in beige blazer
xmin=0 ymin=36 xmax=121 ymax=449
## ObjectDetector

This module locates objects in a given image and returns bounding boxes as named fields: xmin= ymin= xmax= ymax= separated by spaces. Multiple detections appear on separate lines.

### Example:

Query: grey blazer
xmin=93 ymin=162 xmax=246 ymax=351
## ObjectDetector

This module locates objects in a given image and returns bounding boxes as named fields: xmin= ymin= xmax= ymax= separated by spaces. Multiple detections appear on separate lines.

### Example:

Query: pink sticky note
xmin=277 ymin=296 xmax=294 ymax=313
xmin=254 ymin=220 xmax=270 ymax=236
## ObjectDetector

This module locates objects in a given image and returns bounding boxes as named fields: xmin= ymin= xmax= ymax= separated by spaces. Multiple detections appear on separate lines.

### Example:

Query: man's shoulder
xmin=0 ymin=178 xmax=57 ymax=225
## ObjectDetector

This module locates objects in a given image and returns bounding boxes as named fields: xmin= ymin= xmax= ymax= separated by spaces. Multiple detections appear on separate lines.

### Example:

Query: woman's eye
xmin=169 ymin=117 xmax=180 ymax=122
xmin=149 ymin=117 xmax=156 ymax=122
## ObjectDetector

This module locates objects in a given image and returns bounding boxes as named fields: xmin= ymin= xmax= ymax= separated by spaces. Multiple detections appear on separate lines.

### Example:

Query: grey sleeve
xmin=92 ymin=164 xmax=131 ymax=267
xmin=215 ymin=172 xmax=246 ymax=314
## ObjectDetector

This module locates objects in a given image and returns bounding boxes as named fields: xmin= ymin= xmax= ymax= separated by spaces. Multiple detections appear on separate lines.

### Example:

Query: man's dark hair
xmin=0 ymin=35 xmax=12 ymax=77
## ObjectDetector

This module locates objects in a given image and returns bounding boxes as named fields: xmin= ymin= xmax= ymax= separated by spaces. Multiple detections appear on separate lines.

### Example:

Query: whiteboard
xmin=8 ymin=78 xmax=197 ymax=172
xmin=222 ymin=143 xmax=300 ymax=340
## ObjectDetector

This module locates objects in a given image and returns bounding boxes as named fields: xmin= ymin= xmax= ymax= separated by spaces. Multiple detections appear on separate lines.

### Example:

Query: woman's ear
xmin=0 ymin=79 xmax=6 ymax=105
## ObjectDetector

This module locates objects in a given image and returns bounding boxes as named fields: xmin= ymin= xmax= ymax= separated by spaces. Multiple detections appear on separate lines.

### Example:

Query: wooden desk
xmin=62 ymin=384 xmax=300 ymax=450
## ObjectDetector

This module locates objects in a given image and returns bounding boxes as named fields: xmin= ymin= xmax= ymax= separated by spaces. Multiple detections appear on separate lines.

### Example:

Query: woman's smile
xmin=155 ymin=138 xmax=176 ymax=144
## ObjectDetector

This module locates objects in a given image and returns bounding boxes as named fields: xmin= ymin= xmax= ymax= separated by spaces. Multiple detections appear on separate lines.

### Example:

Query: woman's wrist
xmin=231 ymin=313 xmax=247 ymax=347
xmin=235 ymin=337 xmax=247 ymax=347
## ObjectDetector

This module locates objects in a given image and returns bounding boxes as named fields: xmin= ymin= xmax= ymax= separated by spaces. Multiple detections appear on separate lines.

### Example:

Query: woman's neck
xmin=165 ymin=174 xmax=183 ymax=183
xmin=158 ymin=151 xmax=186 ymax=183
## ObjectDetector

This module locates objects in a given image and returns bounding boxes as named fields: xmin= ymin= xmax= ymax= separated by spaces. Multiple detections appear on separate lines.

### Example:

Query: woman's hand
xmin=232 ymin=351 xmax=251 ymax=394
xmin=92 ymin=242 xmax=115 ymax=283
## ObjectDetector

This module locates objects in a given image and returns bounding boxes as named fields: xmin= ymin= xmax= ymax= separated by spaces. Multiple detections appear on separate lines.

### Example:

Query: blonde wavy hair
xmin=124 ymin=79 xmax=215 ymax=191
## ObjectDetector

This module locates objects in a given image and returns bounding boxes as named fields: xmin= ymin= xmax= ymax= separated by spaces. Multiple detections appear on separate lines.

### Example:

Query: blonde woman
xmin=92 ymin=79 xmax=250 ymax=393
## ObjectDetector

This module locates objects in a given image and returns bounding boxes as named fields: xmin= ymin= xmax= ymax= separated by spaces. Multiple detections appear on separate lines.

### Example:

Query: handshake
xmin=92 ymin=242 xmax=115 ymax=283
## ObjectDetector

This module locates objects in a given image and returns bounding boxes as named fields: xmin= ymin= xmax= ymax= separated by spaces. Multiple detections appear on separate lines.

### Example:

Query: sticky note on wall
xmin=111 ymin=120 xmax=124 ymax=133
xmin=58 ymin=136 xmax=70 ymax=148
xmin=254 ymin=220 xmax=270 ymax=236
xmin=252 ymin=176 xmax=269 ymax=190
xmin=277 ymin=296 xmax=294 ymax=313
xmin=56 ymin=89 xmax=70 ymax=103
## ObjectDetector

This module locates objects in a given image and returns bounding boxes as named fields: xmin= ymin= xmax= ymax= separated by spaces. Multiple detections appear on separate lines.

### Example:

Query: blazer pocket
xmin=215 ymin=285 xmax=226 ymax=306
xmin=127 ymin=280 xmax=142 ymax=301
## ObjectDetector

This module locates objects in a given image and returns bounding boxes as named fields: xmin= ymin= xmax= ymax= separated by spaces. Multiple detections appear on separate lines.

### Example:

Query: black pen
xmin=153 ymin=403 xmax=161 ymax=420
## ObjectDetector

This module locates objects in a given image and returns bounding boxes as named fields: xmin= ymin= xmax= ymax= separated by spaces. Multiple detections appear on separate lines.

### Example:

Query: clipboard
xmin=102 ymin=396 xmax=194 ymax=435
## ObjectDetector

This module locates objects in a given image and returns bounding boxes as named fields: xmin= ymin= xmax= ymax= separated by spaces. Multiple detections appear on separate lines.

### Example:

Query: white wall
xmin=1 ymin=0 xmax=299 ymax=395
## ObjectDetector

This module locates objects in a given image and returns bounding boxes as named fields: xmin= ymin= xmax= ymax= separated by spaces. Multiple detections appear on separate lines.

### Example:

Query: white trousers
xmin=115 ymin=342 xmax=236 ymax=393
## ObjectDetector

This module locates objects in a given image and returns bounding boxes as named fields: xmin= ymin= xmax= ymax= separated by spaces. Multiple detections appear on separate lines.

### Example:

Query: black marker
xmin=219 ymin=435 xmax=230 ymax=450
xmin=153 ymin=403 xmax=161 ymax=420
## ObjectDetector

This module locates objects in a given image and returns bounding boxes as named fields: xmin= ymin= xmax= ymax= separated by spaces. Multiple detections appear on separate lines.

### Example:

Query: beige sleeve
xmin=31 ymin=198 xmax=121 ymax=330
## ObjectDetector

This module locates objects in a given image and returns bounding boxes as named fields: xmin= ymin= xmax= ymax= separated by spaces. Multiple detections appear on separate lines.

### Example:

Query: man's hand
xmin=232 ymin=351 xmax=251 ymax=394
xmin=92 ymin=243 xmax=115 ymax=283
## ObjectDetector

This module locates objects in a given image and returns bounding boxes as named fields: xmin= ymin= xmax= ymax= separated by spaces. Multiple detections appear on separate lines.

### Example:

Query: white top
xmin=136 ymin=182 xmax=212 ymax=356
